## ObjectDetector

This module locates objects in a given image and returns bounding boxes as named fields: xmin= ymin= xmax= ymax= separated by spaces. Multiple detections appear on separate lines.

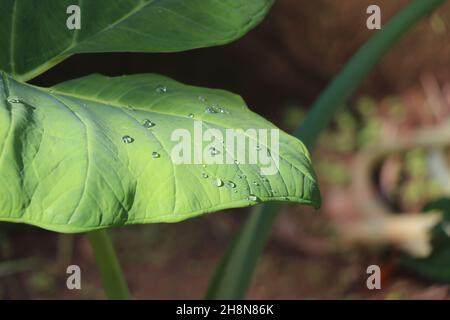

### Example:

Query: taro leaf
xmin=0 ymin=0 xmax=273 ymax=81
xmin=401 ymin=198 xmax=450 ymax=282
xmin=0 ymin=72 xmax=320 ymax=233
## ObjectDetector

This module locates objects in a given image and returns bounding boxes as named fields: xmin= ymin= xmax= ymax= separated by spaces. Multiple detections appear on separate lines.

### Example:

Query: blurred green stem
xmin=206 ymin=0 xmax=446 ymax=300
xmin=57 ymin=234 xmax=75 ymax=270
xmin=206 ymin=204 xmax=279 ymax=298
xmin=88 ymin=229 xmax=130 ymax=299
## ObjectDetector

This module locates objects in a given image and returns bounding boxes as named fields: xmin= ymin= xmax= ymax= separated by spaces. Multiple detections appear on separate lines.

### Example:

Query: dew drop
xmin=234 ymin=160 xmax=240 ymax=165
xmin=218 ymin=107 xmax=229 ymax=114
xmin=202 ymin=164 xmax=207 ymax=168
xmin=126 ymin=105 xmax=135 ymax=111
xmin=156 ymin=85 xmax=167 ymax=93
xmin=234 ymin=190 xmax=238 ymax=193
xmin=256 ymin=145 xmax=261 ymax=151
xmin=215 ymin=178 xmax=224 ymax=187
xmin=7 ymin=96 xmax=20 ymax=103
xmin=247 ymin=194 xmax=258 ymax=201
xmin=205 ymin=106 xmax=217 ymax=114
xmin=188 ymin=113 xmax=195 ymax=118
xmin=143 ymin=119 xmax=156 ymax=128
xmin=209 ymin=147 xmax=220 ymax=156
xmin=122 ymin=135 xmax=134 ymax=144
xmin=226 ymin=181 xmax=236 ymax=189
xmin=253 ymin=181 xmax=260 ymax=186
xmin=152 ymin=152 xmax=160 ymax=158
xmin=201 ymin=172 xmax=209 ymax=179
xmin=198 ymin=96 xmax=206 ymax=102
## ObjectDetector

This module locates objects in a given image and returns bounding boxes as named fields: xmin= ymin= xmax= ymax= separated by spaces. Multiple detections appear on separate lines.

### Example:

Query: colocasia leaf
xmin=0 ymin=0 xmax=273 ymax=81
xmin=0 ymin=73 xmax=320 ymax=233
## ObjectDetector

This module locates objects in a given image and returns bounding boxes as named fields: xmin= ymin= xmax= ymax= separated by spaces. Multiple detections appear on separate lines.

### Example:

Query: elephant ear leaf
xmin=0 ymin=72 xmax=320 ymax=233
xmin=0 ymin=0 xmax=274 ymax=81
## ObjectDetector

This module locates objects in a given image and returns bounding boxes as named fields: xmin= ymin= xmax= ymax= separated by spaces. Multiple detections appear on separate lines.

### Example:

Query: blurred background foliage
xmin=1 ymin=0 xmax=450 ymax=299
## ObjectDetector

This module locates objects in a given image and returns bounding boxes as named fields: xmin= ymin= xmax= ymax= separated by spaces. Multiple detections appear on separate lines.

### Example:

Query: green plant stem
xmin=57 ymin=234 xmax=75 ymax=270
xmin=206 ymin=0 xmax=446 ymax=300
xmin=206 ymin=204 xmax=279 ymax=298
xmin=87 ymin=229 xmax=130 ymax=299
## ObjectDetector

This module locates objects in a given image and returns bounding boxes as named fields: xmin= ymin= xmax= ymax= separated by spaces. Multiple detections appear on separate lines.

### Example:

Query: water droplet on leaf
xmin=7 ymin=96 xmax=20 ymax=103
xmin=226 ymin=181 xmax=236 ymax=188
xmin=209 ymin=147 xmax=220 ymax=156
xmin=143 ymin=119 xmax=156 ymax=128
xmin=215 ymin=178 xmax=224 ymax=187
xmin=122 ymin=135 xmax=134 ymax=144
xmin=205 ymin=106 xmax=217 ymax=114
xmin=218 ymin=107 xmax=229 ymax=114
xmin=156 ymin=85 xmax=167 ymax=93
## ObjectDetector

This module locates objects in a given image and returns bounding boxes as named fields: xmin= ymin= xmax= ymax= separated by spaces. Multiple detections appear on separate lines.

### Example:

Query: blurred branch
xmin=354 ymin=121 xmax=450 ymax=217
xmin=346 ymin=122 xmax=450 ymax=256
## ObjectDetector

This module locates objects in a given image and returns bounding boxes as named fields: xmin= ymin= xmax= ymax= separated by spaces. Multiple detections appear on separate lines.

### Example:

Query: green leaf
xmin=0 ymin=0 xmax=273 ymax=81
xmin=401 ymin=198 xmax=450 ymax=283
xmin=0 ymin=72 xmax=320 ymax=233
